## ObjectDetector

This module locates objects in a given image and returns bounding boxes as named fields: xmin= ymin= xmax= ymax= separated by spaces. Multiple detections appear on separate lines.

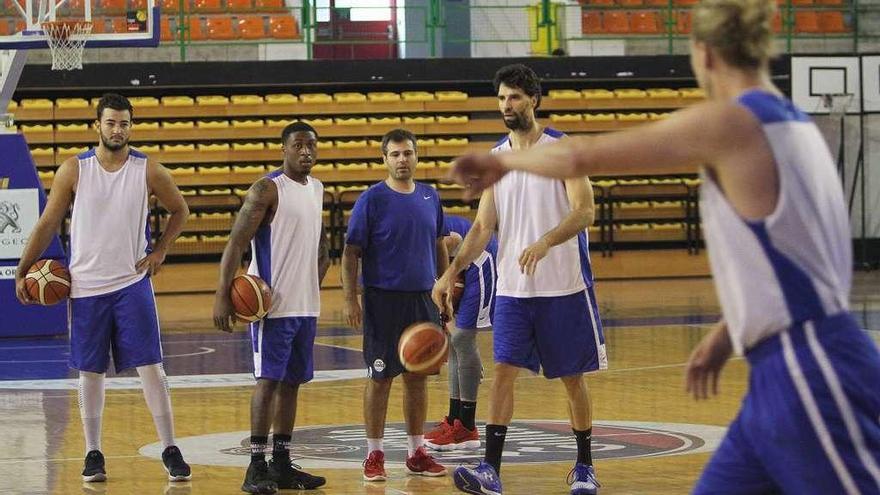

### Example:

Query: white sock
xmin=366 ymin=438 xmax=383 ymax=454
xmin=78 ymin=371 xmax=105 ymax=454
xmin=137 ymin=363 xmax=175 ymax=448
xmin=407 ymin=435 xmax=424 ymax=457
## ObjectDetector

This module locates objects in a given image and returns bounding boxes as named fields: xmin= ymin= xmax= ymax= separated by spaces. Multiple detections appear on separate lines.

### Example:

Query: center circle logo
xmin=140 ymin=420 xmax=726 ymax=468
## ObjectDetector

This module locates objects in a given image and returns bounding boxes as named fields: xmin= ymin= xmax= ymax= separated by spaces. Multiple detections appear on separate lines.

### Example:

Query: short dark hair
xmin=96 ymin=93 xmax=133 ymax=120
xmin=381 ymin=128 xmax=417 ymax=156
xmin=493 ymin=64 xmax=542 ymax=109
xmin=281 ymin=121 xmax=318 ymax=144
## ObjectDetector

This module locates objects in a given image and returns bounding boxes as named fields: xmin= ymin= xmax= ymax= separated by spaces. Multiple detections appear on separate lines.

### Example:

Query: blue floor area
xmin=1 ymin=311 xmax=877 ymax=381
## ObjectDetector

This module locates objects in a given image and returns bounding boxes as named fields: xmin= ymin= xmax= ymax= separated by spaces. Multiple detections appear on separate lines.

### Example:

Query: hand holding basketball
xmin=21 ymin=259 xmax=71 ymax=305
xmin=230 ymin=274 xmax=272 ymax=322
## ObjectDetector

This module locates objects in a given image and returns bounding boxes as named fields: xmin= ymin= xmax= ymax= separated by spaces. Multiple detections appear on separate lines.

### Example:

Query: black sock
xmin=250 ymin=435 xmax=268 ymax=463
xmin=272 ymin=434 xmax=291 ymax=462
xmin=573 ymin=428 xmax=592 ymax=466
xmin=459 ymin=401 xmax=477 ymax=430
xmin=484 ymin=424 xmax=507 ymax=475
xmin=448 ymin=398 xmax=461 ymax=422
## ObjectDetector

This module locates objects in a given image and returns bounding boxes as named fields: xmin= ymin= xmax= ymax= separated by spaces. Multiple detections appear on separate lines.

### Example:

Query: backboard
xmin=0 ymin=0 xmax=159 ymax=49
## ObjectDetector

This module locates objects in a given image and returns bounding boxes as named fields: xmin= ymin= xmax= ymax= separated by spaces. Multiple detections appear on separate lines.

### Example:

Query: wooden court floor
xmin=1 ymin=270 xmax=878 ymax=495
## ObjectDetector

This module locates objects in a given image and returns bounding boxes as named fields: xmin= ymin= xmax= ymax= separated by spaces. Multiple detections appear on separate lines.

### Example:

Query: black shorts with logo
xmin=362 ymin=286 xmax=441 ymax=379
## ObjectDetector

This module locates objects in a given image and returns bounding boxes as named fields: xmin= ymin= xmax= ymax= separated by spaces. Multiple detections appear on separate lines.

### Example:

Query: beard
xmin=503 ymin=112 xmax=532 ymax=131
xmin=101 ymin=133 xmax=128 ymax=151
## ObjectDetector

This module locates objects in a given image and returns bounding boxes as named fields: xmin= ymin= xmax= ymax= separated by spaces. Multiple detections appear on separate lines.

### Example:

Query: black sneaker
xmin=162 ymin=446 xmax=192 ymax=481
xmin=82 ymin=450 xmax=107 ymax=482
xmin=268 ymin=459 xmax=326 ymax=490
xmin=242 ymin=459 xmax=278 ymax=494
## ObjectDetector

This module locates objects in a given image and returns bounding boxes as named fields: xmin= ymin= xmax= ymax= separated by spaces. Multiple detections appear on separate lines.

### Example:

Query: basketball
xmin=451 ymin=270 xmax=466 ymax=313
xmin=398 ymin=321 xmax=449 ymax=375
xmin=230 ymin=274 xmax=272 ymax=322
xmin=24 ymin=259 xmax=71 ymax=305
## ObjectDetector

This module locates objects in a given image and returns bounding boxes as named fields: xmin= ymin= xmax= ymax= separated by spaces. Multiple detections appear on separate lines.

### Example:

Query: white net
xmin=819 ymin=93 xmax=855 ymax=118
xmin=41 ymin=21 xmax=93 ymax=71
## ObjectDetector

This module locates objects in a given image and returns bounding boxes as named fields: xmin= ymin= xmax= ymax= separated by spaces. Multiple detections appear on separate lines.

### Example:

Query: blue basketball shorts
xmin=250 ymin=316 xmax=317 ymax=385
xmin=694 ymin=313 xmax=880 ymax=495
xmin=492 ymin=286 xmax=607 ymax=379
xmin=68 ymin=274 xmax=162 ymax=373
xmin=455 ymin=252 xmax=496 ymax=330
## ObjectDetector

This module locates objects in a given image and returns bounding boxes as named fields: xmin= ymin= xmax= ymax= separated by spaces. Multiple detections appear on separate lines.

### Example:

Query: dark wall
xmin=14 ymin=55 xmax=792 ymax=98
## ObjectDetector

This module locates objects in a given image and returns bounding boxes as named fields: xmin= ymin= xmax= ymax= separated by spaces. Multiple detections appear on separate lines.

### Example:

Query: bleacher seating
xmin=17 ymin=88 xmax=709 ymax=257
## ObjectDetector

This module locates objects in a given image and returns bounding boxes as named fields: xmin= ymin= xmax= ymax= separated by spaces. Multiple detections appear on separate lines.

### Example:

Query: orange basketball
xmin=230 ymin=274 xmax=272 ymax=322
xmin=25 ymin=259 xmax=71 ymax=305
xmin=398 ymin=321 xmax=449 ymax=375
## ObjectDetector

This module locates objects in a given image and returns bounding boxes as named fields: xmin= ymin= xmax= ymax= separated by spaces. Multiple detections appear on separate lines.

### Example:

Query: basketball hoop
xmin=41 ymin=20 xmax=93 ymax=71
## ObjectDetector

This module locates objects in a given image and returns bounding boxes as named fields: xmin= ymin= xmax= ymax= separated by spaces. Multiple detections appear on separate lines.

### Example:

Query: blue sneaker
xmin=453 ymin=461 xmax=502 ymax=495
xmin=568 ymin=463 xmax=600 ymax=495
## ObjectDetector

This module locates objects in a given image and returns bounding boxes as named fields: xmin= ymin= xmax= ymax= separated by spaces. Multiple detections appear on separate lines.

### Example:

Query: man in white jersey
xmin=433 ymin=64 xmax=606 ymax=495
xmin=448 ymin=1 xmax=880 ymax=493
xmin=213 ymin=122 xmax=330 ymax=494
xmin=14 ymin=93 xmax=192 ymax=482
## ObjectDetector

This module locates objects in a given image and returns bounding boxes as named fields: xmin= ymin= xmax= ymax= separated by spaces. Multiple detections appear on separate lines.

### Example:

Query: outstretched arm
xmin=213 ymin=178 xmax=276 ymax=332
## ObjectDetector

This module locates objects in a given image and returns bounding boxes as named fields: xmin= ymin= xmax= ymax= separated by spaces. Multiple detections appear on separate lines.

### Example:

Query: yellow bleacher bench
xmin=162 ymin=121 xmax=195 ymax=129
xmin=336 ymin=140 xmax=367 ymax=149
xmin=614 ymin=89 xmax=648 ymax=99
xmin=401 ymin=91 xmax=434 ymax=102
xmin=163 ymin=144 xmax=196 ymax=152
xmin=21 ymin=99 xmax=53 ymax=109
xmin=197 ymin=143 xmax=230 ymax=151
xmin=168 ymin=166 xmax=196 ymax=176
xmin=56 ymin=123 xmax=88 ymax=132
xmin=416 ymin=138 xmax=436 ymax=147
xmin=581 ymin=89 xmax=614 ymax=99
xmin=335 ymin=117 xmax=368 ymax=126
xmin=199 ymin=188 xmax=233 ymax=195
xmin=646 ymin=88 xmax=679 ymax=99
xmin=232 ymin=142 xmax=265 ymax=151
xmin=334 ymin=92 xmax=367 ymax=103
xmin=300 ymin=93 xmax=332 ymax=104
xmin=312 ymin=164 xmax=334 ymax=172
xmin=617 ymin=113 xmax=649 ymax=122
xmin=197 ymin=120 xmax=230 ymax=129
xmin=436 ymin=91 xmax=467 ymax=101
xmin=161 ymin=96 xmax=195 ymax=107
xmin=136 ymin=144 xmax=161 ymax=153
xmin=680 ymin=88 xmax=705 ymax=99
xmin=583 ymin=113 xmax=616 ymax=122
xmin=303 ymin=118 xmax=333 ymax=127
xmin=403 ymin=116 xmax=434 ymax=124
xmin=198 ymin=166 xmax=230 ymax=174
xmin=550 ymin=114 xmax=582 ymax=123
xmin=416 ymin=160 xmax=436 ymax=170
xmin=264 ymin=94 xmax=296 ymax=105
xmin=437 ymin=115 xmax=468 ymax=124
xmin=21 ymin=124 xmax=53 ymax=132
xmin=31 ymin=147 xmax=54 ymax=156
xmin=337 ymin=162 xmax=369 ymax=170
xmin=436 ymin=138 xmax=468 ymax=146
xmin=196 ymin=95 xmax=230 ymax=106
xmin=548 ymin=89 xmax=581 ymax=100
xmin=133 ymin=122 xmax=160 ymax=130
xmin=369 ymin=116 xmax=401 ymax=125
xmin=130 ymin=96 xmax=160 ymax=107
xmin=232 ymin=119 xmax=264 ymax=128
xmin=233 ymin=165 xmax=267 ymax=174
xmin=367 ymin=92 xmax=400 ymax=102
xmin=231 ymin=95 xmax=265 ymax=105
xmin=56 ymin=98 xmax=89 ymax=109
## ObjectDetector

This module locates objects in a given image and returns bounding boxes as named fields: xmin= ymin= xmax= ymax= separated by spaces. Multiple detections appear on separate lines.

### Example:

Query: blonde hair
xmin=692 ymin=0 xmax=776 ymax=69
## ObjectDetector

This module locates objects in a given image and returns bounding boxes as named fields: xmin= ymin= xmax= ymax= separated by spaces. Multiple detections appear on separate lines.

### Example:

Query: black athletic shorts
xmin=362 ymin=286 xmax=440 ymax=379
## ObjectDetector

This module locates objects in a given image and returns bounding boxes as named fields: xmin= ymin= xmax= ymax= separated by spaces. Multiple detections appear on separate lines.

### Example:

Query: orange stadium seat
xmin=227 ymin=0 xmax=251 ymax=11
xmin=818 ymin=11 xmax=847 ymax=32
xmin=773 ymin=12 xmax=783 ymax=32
xmin=130 ymin=0 xmax=147 ymax=9
xmin=675 ymin=10 xmax=691 ymax=33
xmin=255 ymin=0 xmax=284 ymax=11
xmin=645 ymin=0 xmax=669 ymax=5
xmin=603 ymin=11 xmax=630 ymax=33
xmin=186 ymin=16 xmax=205 ymax=40
xmin=97 ymin=0 xmax=125 ymax=13
xmin=816 ymin=0 xmax=843 ymax=5
xmin=630 ymin=11 xmax=660 ymax=33
xmin=618 ymin=0 xmax=643 ymax=6
xmin=160 ymin=0 xmax=180 ymax=13
xmin=794 ymin=11 xmax=820 ymax=32
xmin=237 ymin=16 xmax=265 ymax=39
xmin=269 ymin=15 xmax=297 ymax=38
xmin=582 ymin=11 xmax=603 ymax=33
xmin=194 ymin=0 xmax=221 ymax=12
xmin=66 ymin=0 xmax=85 ymax=13
xmin=0 ymin=19 xmax=10 ymax=35
xmin=160 ymin=16 xmax=174 ymax=40
xmin=589 ymin=0 xmax=615 ymax=5
xmin=673 ymin=0 xmax=698 ymax=5
xmin=790 ymin=0 xmax=814 ymax=5
xmin=206 ymin=16 xmax=234 ymax=39
xmin=110 ymin=16 xmax=128 ymax=32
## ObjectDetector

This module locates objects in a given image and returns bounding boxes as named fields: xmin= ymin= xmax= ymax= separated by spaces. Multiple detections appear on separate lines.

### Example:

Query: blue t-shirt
xmin=444 ymin=214 xmax=498 ymax=258
xmin=345 ymin=181 xmax=445 ymax=292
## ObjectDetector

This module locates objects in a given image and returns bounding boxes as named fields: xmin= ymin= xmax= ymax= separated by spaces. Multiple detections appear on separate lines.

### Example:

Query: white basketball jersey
xmin=701 ymin=91 xmax=852 ymax=354
xmin=247 ymin=171 xmax=323 ymax=318
xmin=491 ymin=128 xmax=589 ymax=297
xmin=68 ymin=148 xmax=151 ymax=298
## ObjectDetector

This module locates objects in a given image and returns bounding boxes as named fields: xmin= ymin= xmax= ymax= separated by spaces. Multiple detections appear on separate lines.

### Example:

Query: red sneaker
xmin=405 ymin=446 xmax=447 ymax=477
xmin=362 ymin=450 xmax=387 ymax=482
xmin=424 ymin=416 xmax=452 ymax=441
xmin=426 ymin=419 xmax=480 ymax=451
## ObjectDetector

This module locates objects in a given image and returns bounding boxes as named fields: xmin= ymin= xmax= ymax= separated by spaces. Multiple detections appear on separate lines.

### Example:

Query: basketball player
xmin=342 ymin=128 xmax=449 ymax=481
xmin=213 ymin=122 xmax=330 ymax=493
xmin=425 ymin=214 xmax=497 ymax=451
xmin=433 ymin=64 xmax=606 ymax=495
xmin=14 ymin=93 xmax=191 ymax=482
xmin=448 ymin=1 xmax=880 ymax=493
